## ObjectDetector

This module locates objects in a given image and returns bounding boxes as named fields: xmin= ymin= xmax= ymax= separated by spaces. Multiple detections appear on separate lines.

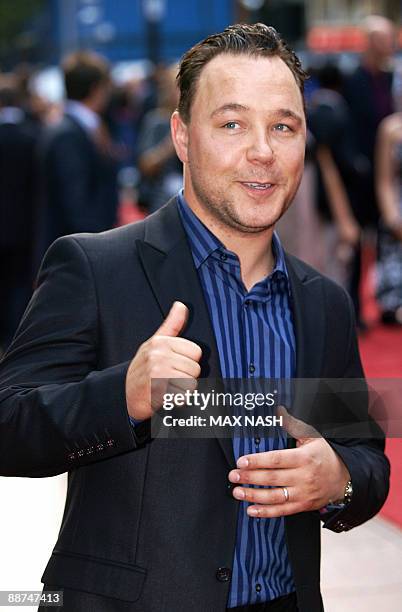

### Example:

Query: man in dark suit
xmin=0 ymin=24 xmax=389 ymax=612
xmin=343 ymin=14 xmax=395 ymax=228
xmin=35 ymin=51 xmax=118 ymax=265
xmin=343 ymin=15 xmax=395 ymax=328
xmin=0 ymin=74 xmax=39 ymax=350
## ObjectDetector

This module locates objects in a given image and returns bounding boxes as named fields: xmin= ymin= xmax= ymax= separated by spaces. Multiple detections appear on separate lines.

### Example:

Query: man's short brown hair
xmin=177 ymin=23 xmax=307 ymax=123
xmin=62 ymin=51 xmax=110 ymax=101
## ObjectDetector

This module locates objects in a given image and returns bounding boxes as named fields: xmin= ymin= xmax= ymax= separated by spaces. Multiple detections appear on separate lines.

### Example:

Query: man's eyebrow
xmin=210 ymin=103 xmax=250 ymax=118
xmin=273 ymin=108 xmax=303 ymax=125
xmin=210 ymin=105 xmax=304 ymax=125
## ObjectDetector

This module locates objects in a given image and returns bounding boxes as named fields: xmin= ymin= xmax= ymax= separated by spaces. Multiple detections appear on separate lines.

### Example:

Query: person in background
xmin=105 ymin=84 xmax=142 ymax=172
xmin=344 ymin=15 xmax=395 ymax=227
xmin=375 ymin=111 xmax=402 ymax=325
xmin=308 ymin=64 xmax=369 ymax=323
xmin=136 ymin=63 xmax=182 ymax=213
xmin=35 ymin=51 xmax=118 ymax=266
xmin=0 ymin=74 xmax=40 ymax=351
xmin=14 ymin=63 xmax=50 ymax=127
xmin=343 ymin=15 xmax=395 ymax=329
xmin=276 ymin=129 xmax=323 ymax=270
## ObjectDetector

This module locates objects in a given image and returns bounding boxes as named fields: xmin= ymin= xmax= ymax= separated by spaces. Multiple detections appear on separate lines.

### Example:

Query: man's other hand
xmin=228 ymin=406 xmax=350 ymax=517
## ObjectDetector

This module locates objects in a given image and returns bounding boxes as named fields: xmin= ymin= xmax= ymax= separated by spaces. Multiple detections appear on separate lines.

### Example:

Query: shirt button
xmin=255 ymin=583 xmax=262 ymax=593
xmin=216 ymin=567 xmax=232 ymax=582
xmin=220 ymin=253 xmax=227 ymax=261
xmin=254 ymin=437 xmax=261 ymax=445
xmin=249 ymin=363 xmax=255 ymax=374
xmin=244 ymin=299 xmax=252 ymax=307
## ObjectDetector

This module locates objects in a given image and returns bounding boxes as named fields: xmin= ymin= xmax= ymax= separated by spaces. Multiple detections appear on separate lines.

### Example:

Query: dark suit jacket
xmin=35 ymin=113 xmax=118 ymax=264
xmin=343 ymin=65 xmax=394 ymax=226
xmin=0 ymin=198 xmax=389 ymax=612
xmin=0 ymin=118 xmax=38 ymax=250
xmin=344 ymin=65 xmax=393 ymax=164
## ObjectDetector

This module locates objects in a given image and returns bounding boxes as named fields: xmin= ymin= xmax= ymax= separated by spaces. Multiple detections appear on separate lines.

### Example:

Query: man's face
xmin=91 ymin=80 xmax=111 ymax=113
xmin=171 ymin=53 xmax=306 ymax=236
xmin=370 ymin=26 xmax=395 ymax=60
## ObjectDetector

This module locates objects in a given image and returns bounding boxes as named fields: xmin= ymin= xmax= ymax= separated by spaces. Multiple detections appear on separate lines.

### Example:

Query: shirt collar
xmin=177 ymin=190 xmax=289 ymax=282
xmin=64 ymin=100 xmax=100 ymax=133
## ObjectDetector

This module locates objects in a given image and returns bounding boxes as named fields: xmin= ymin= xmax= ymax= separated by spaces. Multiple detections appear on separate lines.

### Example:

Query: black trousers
xmin=228 ymin=591 xmax=298 ymax=612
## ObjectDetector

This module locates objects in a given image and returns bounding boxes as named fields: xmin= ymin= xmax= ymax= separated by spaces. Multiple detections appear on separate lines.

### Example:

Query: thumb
xmin=277 ymin=404 xmax=320 ymax=445
xmin=154 ymin=301 xmax=189 ymax=337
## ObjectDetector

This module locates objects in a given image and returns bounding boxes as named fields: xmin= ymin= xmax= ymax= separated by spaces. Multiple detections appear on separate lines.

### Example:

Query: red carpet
xmin=359 ymin=327 xmax=402 ymax=528
xmin=358 ymin=247 xmax=402 ymax=528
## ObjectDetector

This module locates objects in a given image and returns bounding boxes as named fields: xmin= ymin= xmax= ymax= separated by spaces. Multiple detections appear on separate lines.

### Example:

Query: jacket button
xmin=216 ymin=567 xmax=231 ymax=582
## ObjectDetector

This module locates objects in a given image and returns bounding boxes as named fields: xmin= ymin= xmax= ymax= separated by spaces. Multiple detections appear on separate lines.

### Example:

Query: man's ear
xmin=171 ymin=110 xmax=189 ymax=163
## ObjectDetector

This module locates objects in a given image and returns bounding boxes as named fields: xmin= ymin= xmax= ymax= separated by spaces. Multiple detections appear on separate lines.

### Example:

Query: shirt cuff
xmin=319 ymin=502 xmax=346 ymax=515
xmin=129 ymin=415 xmax=143 ymax=427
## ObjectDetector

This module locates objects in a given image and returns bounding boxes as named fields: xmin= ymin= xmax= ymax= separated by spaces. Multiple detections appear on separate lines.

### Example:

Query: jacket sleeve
xmin=322 ymin=291 xmax=390 ymax=532
xmin=0 ymin=236 xmax=139 ymax=478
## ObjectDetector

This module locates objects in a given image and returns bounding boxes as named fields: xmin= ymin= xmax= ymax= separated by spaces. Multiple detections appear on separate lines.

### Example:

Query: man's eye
xmin=223 ymin=121 xmax=240 ymax=129
xmin=274 ymin=123 xmax=292 ymax=132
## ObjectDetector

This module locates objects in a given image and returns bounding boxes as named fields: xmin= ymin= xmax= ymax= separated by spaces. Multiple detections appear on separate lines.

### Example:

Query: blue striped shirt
xmin=177 ymin=192 xmax=296 ymax=607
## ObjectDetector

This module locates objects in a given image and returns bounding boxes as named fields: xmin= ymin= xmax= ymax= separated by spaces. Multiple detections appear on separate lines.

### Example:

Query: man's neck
xmin=223 ymin=233 xmax=275 ymax=291
xmin=184 ymin=195 xmax=275 ymax=291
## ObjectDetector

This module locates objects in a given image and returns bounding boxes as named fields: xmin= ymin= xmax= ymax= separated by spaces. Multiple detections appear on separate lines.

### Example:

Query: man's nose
xmin=246 ymin=131 xmax=275 ymax=164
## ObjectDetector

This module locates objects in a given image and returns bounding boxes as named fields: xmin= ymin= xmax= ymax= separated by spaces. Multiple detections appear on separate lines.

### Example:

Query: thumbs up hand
xmin=125 ymin=302 xmax=202 ymax=421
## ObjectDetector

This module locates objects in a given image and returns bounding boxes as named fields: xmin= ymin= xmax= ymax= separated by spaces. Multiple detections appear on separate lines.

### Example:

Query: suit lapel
xmin=285 ymin=254 xmax=326 ymax=379
xmin=285 ymin=253 xmax=326 ymax=447
xmin=137 ymin=199 xmax=235 ymax=467
xmin=284 ymin=255 xmax=327 ymax=602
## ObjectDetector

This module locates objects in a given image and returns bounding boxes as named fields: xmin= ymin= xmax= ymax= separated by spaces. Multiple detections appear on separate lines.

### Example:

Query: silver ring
xmin=282 ymin=487 xmax=289 ymax=502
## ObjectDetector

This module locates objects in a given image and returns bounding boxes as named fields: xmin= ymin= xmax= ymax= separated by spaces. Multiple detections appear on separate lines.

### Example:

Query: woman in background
xmin=376 ymin=112 xmax=402 ymax=325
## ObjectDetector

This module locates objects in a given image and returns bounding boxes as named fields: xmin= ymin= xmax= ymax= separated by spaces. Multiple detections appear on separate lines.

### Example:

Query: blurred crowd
xmin=1 ymin=14 xmax=402 ymax=352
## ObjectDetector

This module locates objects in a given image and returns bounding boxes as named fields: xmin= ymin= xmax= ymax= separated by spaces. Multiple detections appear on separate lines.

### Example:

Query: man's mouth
xmin=241 ymin=182 xmax=274 ymax=190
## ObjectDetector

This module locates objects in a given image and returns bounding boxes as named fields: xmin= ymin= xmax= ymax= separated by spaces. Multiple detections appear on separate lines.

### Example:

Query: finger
xmin=237 ymin=448 xmax=303 ymax=470
xmin=169 ymin=354 xmax=201 ymax=378
xmin=166 ymin=375 xmax=198 ymax=394
xmin=246 ymin=502 xmax=304 ymax=518
xmin=229 ymin=468 xmax=299 ymax=487
xmin=168 ymin=337 xmax=203 ymax=362
xmin=154 ymin=301 xmax=189 ymax=337
xmin=277 ymin=405 xmax=320 ymax=441
xmin=232 ymin=486 xmax=296 ymax=505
